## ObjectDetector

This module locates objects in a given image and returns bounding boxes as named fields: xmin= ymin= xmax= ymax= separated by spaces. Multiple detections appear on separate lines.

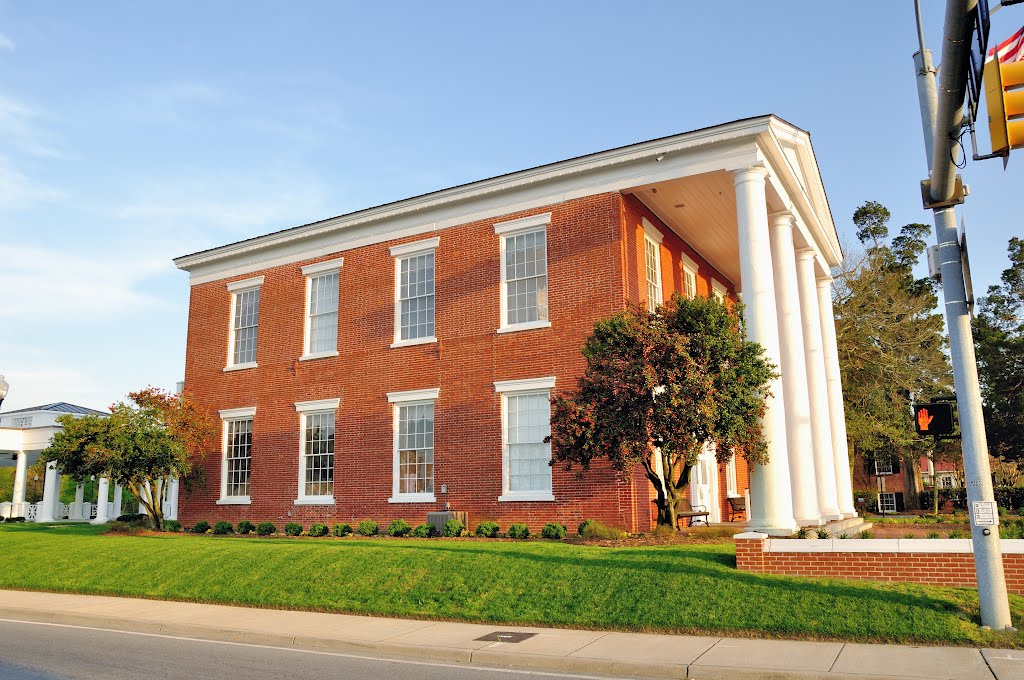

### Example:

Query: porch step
xmin=823 ymin=516 xmax=870 ymax=535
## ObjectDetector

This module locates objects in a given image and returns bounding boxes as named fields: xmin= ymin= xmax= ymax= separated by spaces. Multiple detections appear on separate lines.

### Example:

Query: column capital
xmin=731 ymin=165 xmax=769 ymax=186
xmin=768 ymin=210 xmax=795 ymax=230
xmin=795 ymin=247 xmax=817 ymax=263
xmin=815 ymin=274 xmax=834 ymax=287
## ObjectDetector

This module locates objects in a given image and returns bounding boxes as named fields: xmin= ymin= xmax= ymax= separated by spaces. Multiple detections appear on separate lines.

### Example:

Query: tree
xmin=974 ymin=237 xmax=1024 ymax=463
xmin=43 ymin=387 xmax=215 ymax=529
xmin=835 ymin=201 xmax=954 ymax=510
xmin=547 ymin=293 xmax=776 ymax=529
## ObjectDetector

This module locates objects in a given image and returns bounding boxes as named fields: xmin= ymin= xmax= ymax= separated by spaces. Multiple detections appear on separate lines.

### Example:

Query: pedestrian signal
xmin=914 ymin=402 xmax=955 ymax=436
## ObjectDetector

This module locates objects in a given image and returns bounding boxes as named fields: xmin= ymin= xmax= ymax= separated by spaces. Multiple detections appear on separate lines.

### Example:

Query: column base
xmin=822 ymin=512 xmax=844 ymax=522
xmin=748 ymin=520 xmax=798 ymax=536
xmin=841 ymin=511 xmax=859 ymax=519
xmin=89 ymin=517 xmax=109 ymax=525
xmin=796 ymin=516 xmax=825 ymax=527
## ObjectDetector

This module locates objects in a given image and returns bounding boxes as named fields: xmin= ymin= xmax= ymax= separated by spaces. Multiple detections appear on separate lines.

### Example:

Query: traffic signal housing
xmin=914 ymin=402 xmax=956 ymax=437
xmin=985 ymin=57 xmax=1024 ymax=155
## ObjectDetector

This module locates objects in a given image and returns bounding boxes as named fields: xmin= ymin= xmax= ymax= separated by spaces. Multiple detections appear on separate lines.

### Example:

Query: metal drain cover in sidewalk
xmin=474 ymin=631 xmax=536 ymax=643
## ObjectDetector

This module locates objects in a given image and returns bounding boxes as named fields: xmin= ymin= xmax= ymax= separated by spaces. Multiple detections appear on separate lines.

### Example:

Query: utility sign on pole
xmin=914 ymin=402 xmax=956 ymax=436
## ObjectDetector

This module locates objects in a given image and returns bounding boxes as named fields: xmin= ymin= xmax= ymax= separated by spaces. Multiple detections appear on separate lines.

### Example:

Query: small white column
xmin=91 ymin=477 xmax=111 ymax=524
xmin=732 ymin=166 xmax=797 ymax=534
xmin=37 ymin=461 xmax=59 ymax=523
xmin=769 ymin=212 xmax=822 ymax=526
xmin=11 ymin=452 xmax=28 ymax=508
xmin=795 ymin=250 xmax=842 ymax=520
xmin=112 ymin=484 xmax=122 ymax=518
xmin=73 ymin=482 xmax=85 ymax=520
xmin=165 ymin=478 xmax=180 ymax=520
xmin=817 ymin=276 xmax=857 ymax=517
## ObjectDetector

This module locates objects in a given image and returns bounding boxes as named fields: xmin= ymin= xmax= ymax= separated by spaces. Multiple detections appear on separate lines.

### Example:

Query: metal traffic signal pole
xmin=913 ymin=0 xmax=1012 ymax=629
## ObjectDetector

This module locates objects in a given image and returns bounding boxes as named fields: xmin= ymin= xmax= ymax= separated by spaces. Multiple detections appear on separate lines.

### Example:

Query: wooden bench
xmin=727 ymin=496 xmax=746 ymax=522
xmin=676 ymin=499 xmax=710 ymax=528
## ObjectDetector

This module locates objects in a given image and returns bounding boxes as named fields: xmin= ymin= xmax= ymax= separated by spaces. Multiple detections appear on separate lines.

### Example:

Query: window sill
xmin=299 ymin=351 xmax=339 ymax=362
xmin=498 ymin=493 xmax=555 ymax=502
xmin=217 ymin=497 xmax=251 ymax=505
xmin=388 ymin=494 xmax=437 ymax=504
xmin=390 ymin=337 xmax=437 ymax=349
xmin=223 ymin=362 xmax=257 ymax=373
xmin=294 ymin=497 xmax=335 ymax=506
xmin=496 ymin=320 xmax=551 ymax=334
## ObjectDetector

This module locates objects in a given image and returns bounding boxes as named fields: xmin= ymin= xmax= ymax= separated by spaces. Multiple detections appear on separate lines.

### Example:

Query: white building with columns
xmin=0 ymin=402 xmax=148 ymax=524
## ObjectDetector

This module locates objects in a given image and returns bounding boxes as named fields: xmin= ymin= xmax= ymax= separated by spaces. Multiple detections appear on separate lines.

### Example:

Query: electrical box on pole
xmin=985 ymin=57 xmax=1024 ymax=155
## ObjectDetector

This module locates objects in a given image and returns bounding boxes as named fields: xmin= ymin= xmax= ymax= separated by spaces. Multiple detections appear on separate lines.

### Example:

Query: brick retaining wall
xmin=735 ymin=532 xmax=1024 ymax=593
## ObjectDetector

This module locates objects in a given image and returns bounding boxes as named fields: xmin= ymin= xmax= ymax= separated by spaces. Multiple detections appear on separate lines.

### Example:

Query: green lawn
xmin=1 ymin=523 xmax=1021 ymax=647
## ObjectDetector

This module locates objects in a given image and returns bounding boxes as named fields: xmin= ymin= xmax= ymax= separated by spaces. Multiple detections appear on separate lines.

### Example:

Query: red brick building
xmin=174 ymin=116 xmax=855 ymax=534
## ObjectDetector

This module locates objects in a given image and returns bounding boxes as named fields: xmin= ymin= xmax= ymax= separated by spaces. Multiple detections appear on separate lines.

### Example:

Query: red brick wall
xmin=181 ymin=193 xmax=650 ymax=532
xmin=735 ymin=536 xmax=1024 ymax=594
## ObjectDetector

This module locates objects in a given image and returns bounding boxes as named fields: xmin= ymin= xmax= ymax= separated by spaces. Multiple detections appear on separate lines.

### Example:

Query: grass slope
xmin=1 ymin=523 xmax=1021 ymax=647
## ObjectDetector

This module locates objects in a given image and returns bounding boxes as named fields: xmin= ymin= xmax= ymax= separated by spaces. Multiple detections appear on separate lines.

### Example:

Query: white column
xmin=165 ymin=478 xmax=180 ymax=520
xmin=37 ymin=461 xmax=59 ymax=523
xmin=11 ymin=452 xmax=28 ymax=507
xmin=732 ymin=166 xmax=796 ymax=534
xmin=112 ymin=484 xmax=122 ymax=518
xmin=817 ymin=276 xmax=857 ymax=517
xmin=795 ymin=250 xmax=842 ymax=520
xmin=73 ymin=482 xmax=85 ymax=520
xmin=91 ymin=477 xmax=110 ymax=524
xmin=769 ymin=213 xmax=821 ymax=526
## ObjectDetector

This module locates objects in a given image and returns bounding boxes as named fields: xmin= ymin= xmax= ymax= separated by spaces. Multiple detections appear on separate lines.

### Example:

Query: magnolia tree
xmin=548 ymin=293 xmax=776 ymax=529
xmin=44 ymin=388 xmax=216 ymax=529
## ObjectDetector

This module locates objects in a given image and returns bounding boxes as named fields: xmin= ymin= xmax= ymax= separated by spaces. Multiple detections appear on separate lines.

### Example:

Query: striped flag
xmin=989 ymin=25 xmax=1024 ymax=63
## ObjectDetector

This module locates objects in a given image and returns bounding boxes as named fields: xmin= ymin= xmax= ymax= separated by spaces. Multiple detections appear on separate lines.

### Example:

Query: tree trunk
xmin=904 ymin=455 xmax=923 ymax=511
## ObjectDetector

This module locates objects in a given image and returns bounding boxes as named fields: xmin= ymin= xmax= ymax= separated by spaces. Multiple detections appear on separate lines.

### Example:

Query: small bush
xmin=105 ymin=521 xmax=138 ymax=534
xmin=442 ymin=518 xmax=465 ymax=537
xmin=541 ymin=522 xmax=567 ymax=540
xmin=412 ymin=523 xmax=435 ymax=538
xmin=903 ymin=532 xmax=915 ymax=539
xmin=308 ymin=523 xmax=328 ymax=537
xmin=948 ymin=529 xmax=966 ymax=539
xmin=508 ymin=523 xmax=530 ymax=539
xmin=284 ymin=522 xmax=303 ymax=536
xmin=256 ymin=522 xmax=276 ymax=536
xmin=475 ymin=521 xmax=500 ymax=538
xmin=858 ymin=529 xmax=873 ymax=539
xmin=652 ymin=524 xmax=676 ymax=539
xmin=836 ymin=531 xmax=850 ymax=539
xmin=926 ymin=530 xmax=941 ymax=539
xmin=795 ymin=527 xmax=809 ymax=539
xmin=116 ymin=513 xmax=147 ymax=524
xmin=163 ymin=520 xmax=182 ymax=532
xmin=4 ymin=516 xmax=26 ymax=523
xmin=577 ymin=519 xmax=592 ymax=535
xmin=237 ymin=520 xmax=255 ymax=535
xmin=332 ymin=523 xmax=352 ymax=537
xmin=357 ymin=520 xmax=378 ymax=536
xmin=579 ymin=520 xmax=626 ymax=540
xmin=212 ymin=521 xmax=233 ymax=535
xmin=191 ymin=520 xmax=210 ymax=534
xmin=815 ymin=527 xmax=829 ymax=539
xmin=388 ymin=519 xmax=411 ymax=537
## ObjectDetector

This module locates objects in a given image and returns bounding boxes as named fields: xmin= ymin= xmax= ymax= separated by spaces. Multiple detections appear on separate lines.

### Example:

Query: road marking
xmin=0 ymin=618 xmax=618 ymax=680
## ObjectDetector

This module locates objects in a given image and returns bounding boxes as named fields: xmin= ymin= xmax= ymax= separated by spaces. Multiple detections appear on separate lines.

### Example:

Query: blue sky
xmin=0 ymin=1 xmax=1021 ymax=412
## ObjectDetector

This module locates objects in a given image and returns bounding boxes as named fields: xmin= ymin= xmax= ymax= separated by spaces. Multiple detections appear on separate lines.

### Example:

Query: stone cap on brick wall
xmin=747 ymin=537 xmax=1024 ymax=554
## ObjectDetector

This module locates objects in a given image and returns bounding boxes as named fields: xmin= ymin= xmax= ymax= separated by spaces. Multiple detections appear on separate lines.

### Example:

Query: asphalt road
xmin=0 ymin=619 xmax=620 ymax=680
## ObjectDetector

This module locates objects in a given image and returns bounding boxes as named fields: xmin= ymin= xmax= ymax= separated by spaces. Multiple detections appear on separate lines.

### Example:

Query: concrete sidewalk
xmin=0 ymin=590 xmax=1019 ymax=680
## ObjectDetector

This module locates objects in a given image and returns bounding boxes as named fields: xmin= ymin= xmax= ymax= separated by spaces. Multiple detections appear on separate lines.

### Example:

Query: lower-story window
xmin=495 ymin=377 xmax=556 ymax=502
xmin=218 ymin=407 xmax=255 ymax=504
xmin=878 ymin=492 xmax=904 ymax=513
xmin=294 ymin=399 xmax=340 ymax=504
xmin=387 ymin=388 xmax=439 ymax=503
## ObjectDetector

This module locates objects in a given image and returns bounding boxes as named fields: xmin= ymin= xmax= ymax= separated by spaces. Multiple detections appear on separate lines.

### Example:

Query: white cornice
xmin=389 ymin=236 xmax=440 ymax=257
xmin=295 ymin=398 xmax=341 ymax=413
xmin=175 ymin=117 xmax=780 ymax=283
xmin=387 ymin=387 xmax=440 ymax=403
xmin=494 ymin=376 xmax=556 ymax=393
xmin=226 ymin=276 xmax=264 ymax=292
xmin=219 ymin=406 xmax=256 ymax=419
xmin=301 ymin=258 xmax=344 ymax=276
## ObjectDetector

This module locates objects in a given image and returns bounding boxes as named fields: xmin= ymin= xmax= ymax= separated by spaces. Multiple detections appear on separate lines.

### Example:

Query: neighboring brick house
xmin=852 ymin=453 xmax=962 ymax=513
xmin=173 ymin=115 xmax=855 ymax=534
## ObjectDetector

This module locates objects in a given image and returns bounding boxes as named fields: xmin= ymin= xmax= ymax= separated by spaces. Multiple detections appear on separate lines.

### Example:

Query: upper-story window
xmin=301 ymin=259 xmax=343 ymax=360
xmin=390 ymin=238 xmax=439 ymax=347
xmin=387 ymin=388 xmax=440 ymax=503
xmin=642 ymin=218 xmax=663 ymax=312
xmin=495 ymin=213 xmax=550 ymax=333
xmin=218 ymin=406 xmax=256 ymax=504
xmin=226 ymin=276 xmax=263 ymax=371
xmin=681 ymin=253 xmax=700 ymax=299
xmin=711 ymin=279 xmax=727 ymax=304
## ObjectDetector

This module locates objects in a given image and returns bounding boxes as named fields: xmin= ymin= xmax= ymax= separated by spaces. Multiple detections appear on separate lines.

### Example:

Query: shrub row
xmin=175 ymin=518 xmax=625 ymax=540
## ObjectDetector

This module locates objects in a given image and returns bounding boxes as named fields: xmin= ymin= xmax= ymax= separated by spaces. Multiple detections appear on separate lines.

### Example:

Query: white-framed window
xmin=390 ymin=237 xmax=439 ymax=347
xmin=680 ymin=252 xmax=699 ymax=299
xmin=726 ymin=454 xmax=739 ymax=497
xmin=295 ymin=398 xmax=340 ymax=504
xmin=940 ymin=474 xmax=955 ymax=488
xmin=874 ymin=458 xmax=893 ymax=476
xmin=225 ymin=276 xmax=263 ymax=371
xmin=218 ymin=406 xmax=256 ymax=504
xmin=495 ymin=213 xmax=551 ymax=333
xmin=878 ymin=492 xmax=896 ymax=513
xmin=711 ymin=279 xmax=727 ymax=304
xmin=642 ymin=218 xmax=663 ymax=313
xmin=300 ymin=259 xmax=342 ymax=360
xmin=12 ymin=416 xmax=32 ymax=428
xmin=495 ymin=377 xmax=556 ymax=502
xmin=387 ymin=388 xmax=439 ymax=503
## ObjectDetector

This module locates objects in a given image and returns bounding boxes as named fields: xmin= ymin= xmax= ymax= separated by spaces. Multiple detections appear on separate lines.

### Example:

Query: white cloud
xmin=0 ymin=160 xmax=65 ymax=211
xmin=0 ymin=34 xmax=14 ymax=52
xmin=0 ymin=96 xmax=62 ymax=158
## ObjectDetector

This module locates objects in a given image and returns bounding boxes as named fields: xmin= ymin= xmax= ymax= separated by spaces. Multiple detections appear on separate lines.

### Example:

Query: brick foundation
xmin=735 ymin=533 xmax=1024 ymax=593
